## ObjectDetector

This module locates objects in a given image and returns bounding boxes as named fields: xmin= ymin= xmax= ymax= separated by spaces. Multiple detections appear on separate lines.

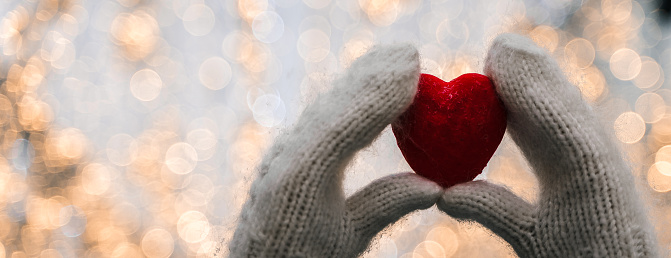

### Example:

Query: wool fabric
xmin=227 ymin=44 xmax=443 ymax=257
xmin=437 ymin=34 xmax=659 ymax=257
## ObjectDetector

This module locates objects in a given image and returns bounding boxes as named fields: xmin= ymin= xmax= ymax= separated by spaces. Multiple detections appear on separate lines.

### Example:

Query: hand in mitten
xmin=437 ymin=34 xmax=659 ymax=257
xmin=228 ymin=44 xmax=443 ymax=257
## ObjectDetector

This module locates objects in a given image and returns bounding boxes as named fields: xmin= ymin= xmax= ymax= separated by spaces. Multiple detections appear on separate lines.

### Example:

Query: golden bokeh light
xmin=529 ymin=25 xmax=559 ymax=53
xmin=596 ymin=27 xmax=627 ymax=59
xmin=656 ymin=145 xmax=671 ymax=164
xmin=130 ymin=68 xmax=163 ymax=102
xmin=238 ymin=0 xmax=269 ymax=22
xmin=609 ymin=48 xmax=641 ymax=81
xmin=614 ymin=112 xmax=646 ymax=144
xmin=45 ymin=128 xmax=88 ymax=165
xmin=576 ymin=66 xmax=606 ymax=102
xmin=186 ymin=128 xmax=218 ymax=161
xmin=177 ymin=210 xmax=210 ymax=244
xmin=110 ymin=11 xmax=159 ymax=61
xmin=648 ymin=162 xmax=671 ymax=192
xmin=199 ymin=57 xmax=232 ymax=90
xmin=634 ymin=57 xmax=663 ymax=90
xmin=141 ymin=228 xmax=174 ymax=258
xmin=359 ymin=0 xmax=401 ymax=26
xmin=425 ymin=226 xmax=459 ymax=257
xmin=340 ymin=37 xmax=373 ymax=68
xmin=182 ymin=4 xmax=215 ymax=37
xmin=80 ymin=163 xmax=112 ymax=196
xmin=635 ymin=92 xmax=666 ymax=124
xmin=602 ymin=0 xmax=633 ymax=24
xmin=165 ymin=142 xmax=198 ymax=175
xmin=565 ymin=38 xmax=595 ymax=69
xmin=17 ymin=95 xmax=53 ymax=131
xmin=413 ymin=240 xmax=446 ymax=258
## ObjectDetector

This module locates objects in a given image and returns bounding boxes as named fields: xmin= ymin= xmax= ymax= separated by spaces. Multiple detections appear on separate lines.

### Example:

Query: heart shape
xmin=392 ymin=73 xmax=507 ymax=187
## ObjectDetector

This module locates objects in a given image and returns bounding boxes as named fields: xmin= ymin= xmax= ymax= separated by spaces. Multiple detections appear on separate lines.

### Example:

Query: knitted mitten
xmin=437 ymin=34 xmax=659 ymax=257
xmin=228 ymin=44 xmax=443 ymax=257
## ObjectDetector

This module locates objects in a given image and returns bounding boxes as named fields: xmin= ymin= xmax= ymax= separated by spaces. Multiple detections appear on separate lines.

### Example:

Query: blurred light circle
xmin=297 ymin=29 xmax=330 ymax=62
xmin=252 ymin=11 xmax=284 ymax=43
xmin=42 ymin=32 xmax=76 ymax=70
xmin=240 ymin=42 xmax=270 ymax=72
xmin=578 ymin=66 xmax=606 ymax=102
xmin=187 ymin=129 xmax=218 ymax=161
xmin=613 ymin=112 xmax=645 ymax=143
xmin=340 ymin=37 xmax=373 ymax=68
xmin=529 ymin=25 xmax=559 ymax=52
xmin=238 ymin=0 xmax=269 ymax=21
xmin=635 ymin=93 xmax=665 ymax=123
xmin=199 ymin=57 xmax=232 ymax=90
xmin=165 ymin=142 xmax=198 ymax=175
xmin=565 ymin=38 xmax=595 ymax=69
xmin=177 ymin=210 xmax=210 ymax=243
xmin=222 ymin=30 xmax=250 ymax=62
xmin=247 ymin=87 xmax=270 ymax=110
xmin=110 ymin=11 xmax=159 ymax=61
xmin=51 ymin=38 xmax=76 ymax=70
xmin=252 ymin=94 xmax=286 ymax=127
xmin=413 ymin=240 xmax=446 ymax=258
xmin=634 ymin=57 xmax=663 ymax=90
xmin=648 ymin=162 xmax=671 ymax=192
xmin=359 ymin=0 xmax=400 ymax=26
xmin=602 ymin=0 xmax=633 ymax=23
xmin=656 ymin=145 xmax=671 ymax=164
xmin=609 ymin=48 xmax=641 ymax=81
xmin=130 ymin=69 xmax=162 ymax=102
xmin=182 ymin=4 xmax=215 ymax=36
xmin=657 ymin=161 xmax=671 ymax=177
xmin=59 ymin=205 xmax=86 ymax=237
xmin=141 ymin=228 xmax=174 ymax=258
xmin=81 ymin=163 xmax=111 ymax=196
xmin=425 ymin=226 xmax=459 ymax=257
xmin=107 ymin=134 xmax=138 ymax=166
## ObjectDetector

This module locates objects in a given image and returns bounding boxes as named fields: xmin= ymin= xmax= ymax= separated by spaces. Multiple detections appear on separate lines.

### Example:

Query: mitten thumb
xmin=345 ymin=173 xmax=441 ymax=244
xmin=437 ymin=181 xmax=536 ymax=254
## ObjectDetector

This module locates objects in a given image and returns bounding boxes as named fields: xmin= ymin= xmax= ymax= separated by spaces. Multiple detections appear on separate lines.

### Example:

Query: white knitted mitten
xmin=228 ymin=44 xmax=443 ymax=257
xmin=437 ymin=34 xmax=659 ymax=257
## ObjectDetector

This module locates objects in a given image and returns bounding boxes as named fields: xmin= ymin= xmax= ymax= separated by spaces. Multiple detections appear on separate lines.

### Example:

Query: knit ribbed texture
xmin=227 ymin=44 xmax=443 ymax=257
xmin=438 ymin=34 xmax=658 ymax=257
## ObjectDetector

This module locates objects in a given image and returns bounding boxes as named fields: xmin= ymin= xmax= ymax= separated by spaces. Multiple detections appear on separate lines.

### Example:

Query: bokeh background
xmin=0 ymin=0 xmax=670 ymax=257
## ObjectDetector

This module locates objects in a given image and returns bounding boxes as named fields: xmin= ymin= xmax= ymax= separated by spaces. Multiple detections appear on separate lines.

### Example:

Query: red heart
xmin=392 ymin=73 xmax=507 ymax=188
